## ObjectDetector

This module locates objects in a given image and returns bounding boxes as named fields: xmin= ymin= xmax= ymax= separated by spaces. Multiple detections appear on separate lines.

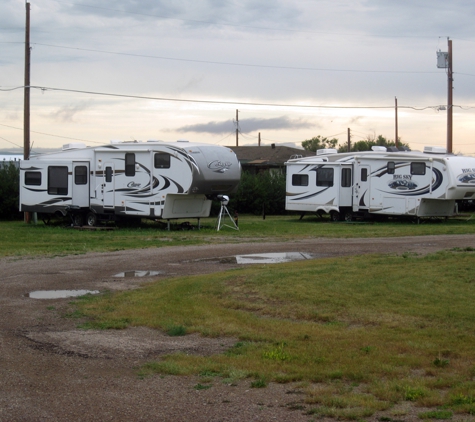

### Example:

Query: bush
xmin=231 ymin=170 xmax=286 ymax=215
xmin=0 ymin=163 xmax=21 ymax=220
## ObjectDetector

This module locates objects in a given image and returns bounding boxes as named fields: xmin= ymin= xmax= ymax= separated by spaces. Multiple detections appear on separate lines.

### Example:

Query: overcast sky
xmin=1 ymin=0 xmax=475 ymax=155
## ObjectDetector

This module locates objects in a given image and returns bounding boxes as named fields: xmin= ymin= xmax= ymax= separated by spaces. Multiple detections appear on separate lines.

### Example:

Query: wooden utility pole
xmin=395 ymin=97 xmax=398 ymax=148
xmin=258 ymin=132 xmax=261 ymax=146
xmin=235 ymin=109 xmax=239 ymax=147
xmin=347 ymin=128 xmax=351 ymax=152
xmin=447 ymin=39 xmax=453 ymax=153
xmin=24 ymin=1 xmax=31 ymax=160
xmin=24 ymin=1 xmax=31 ymax=224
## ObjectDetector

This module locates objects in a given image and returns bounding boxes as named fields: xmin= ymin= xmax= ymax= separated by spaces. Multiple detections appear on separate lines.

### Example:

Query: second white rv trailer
xmin=285 ymin=146 xmax=475 ymax=220
xmin=20 ymin=140 xmax=241 ymax=226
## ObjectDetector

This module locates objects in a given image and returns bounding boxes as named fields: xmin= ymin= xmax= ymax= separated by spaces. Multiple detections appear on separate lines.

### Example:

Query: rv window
xmin=316 ymin=168 xmax=334 ymax=187
xmin=125 ymin=153 xmax=135 ymax=176
xmin=48 ymin=166 xmax=68 ymax=195
xmin=105 ymin=166 xmax=113 ymax=183
xmin=25 ymin=171 xmax=41 ymax=186
xmin=387 ymin=162 xmax=395 ymax=175
xmin=74 ymin=166 xmax=88 ymax=185
xmin=411 ymin=162 xmax=426 ymax=175
xmin=154 ymin=152 xmax=171 ymax=169
xmin=292 ymin=174 xmax=308 ymax=186
xmin=361 ymin=168 xmax=368 ymax=182
xmin=341 ymin=168 xmax=352 ymax=187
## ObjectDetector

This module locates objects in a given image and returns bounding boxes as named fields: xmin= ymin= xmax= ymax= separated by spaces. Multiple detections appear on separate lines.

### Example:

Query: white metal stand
xmin=216 ymin=204 xmax=239 ymax=231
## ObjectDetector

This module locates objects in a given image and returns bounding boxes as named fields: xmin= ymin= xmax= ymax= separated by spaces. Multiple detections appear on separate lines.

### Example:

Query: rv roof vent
xmin=424 ymin=146 xmax=447 ymax=154
xmin=147 ymin=139 xmax=162 ymax=143
xmin=317 ymin=148 xmax=338 ymax=156
xmin=371 ymin=146 xmax=387 ymax=152
xmin=290 ymin=154 xmax=303 ymax=159
xmin=62 ymin=143 xmax=86 ymax=151
xmin=177 ymin=139 xmax=189 ymax=143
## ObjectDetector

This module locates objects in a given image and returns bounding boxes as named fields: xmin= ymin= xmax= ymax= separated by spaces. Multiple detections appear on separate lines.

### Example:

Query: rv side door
xmin=72 ymin=162 xmax=90 ymax=208
xmin=103 ymin=163 xmax=114 ymax=209
xmin=353 ymin=164 xmax=370 ymax=211
xmin=339 ymin=165 xmax=353 ymax=208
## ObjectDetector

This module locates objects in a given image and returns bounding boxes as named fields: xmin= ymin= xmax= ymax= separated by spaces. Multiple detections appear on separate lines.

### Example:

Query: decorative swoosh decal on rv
xmin=167 ymin=146 xmax=200 ymax=173
xmin=39 ymin=197 xmax=72 ymax=205
xmin=24 ymin=187 xmax=47 ymax=193
xmin=288 ymin=187 xmax=332 ymax=201
xmin=20 ymin=166 xmax=43 ymax=171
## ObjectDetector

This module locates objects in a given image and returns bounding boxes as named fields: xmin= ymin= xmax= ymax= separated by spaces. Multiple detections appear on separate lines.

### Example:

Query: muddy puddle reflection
xmin=113 ymin=270 xmax=163 ymax=278
xmin=235 ymin=252 xmax=314 ymax=264
xmin=29 ymin=290 xmax=100 ymax=299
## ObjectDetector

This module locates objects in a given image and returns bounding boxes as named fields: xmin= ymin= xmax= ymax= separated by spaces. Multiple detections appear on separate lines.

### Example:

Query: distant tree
xmin=302 ymin=136 xmax=338 ymax=152
xmin=0 ymin=162 xmax=21 ymax=220
xmin=338 ymin=134 xmax=410 ymax=153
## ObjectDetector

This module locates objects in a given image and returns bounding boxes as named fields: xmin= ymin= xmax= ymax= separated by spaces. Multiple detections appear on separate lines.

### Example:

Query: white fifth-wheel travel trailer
xmin=20 ymin=140 xmax=241 ymax=226
xmin=285 ymin=146 xmax=475 ymax=221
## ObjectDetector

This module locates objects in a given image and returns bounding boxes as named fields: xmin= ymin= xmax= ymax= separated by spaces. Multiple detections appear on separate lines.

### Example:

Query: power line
xmin=0 ymin=122 xmax=100 ymax=144
xmin=30 ymin=85 xmax=475 ymax=111
xmin=30 ymin=42 xmax=441 ymax=75
xmin=0 ymin=136 xmax=22 ymax=149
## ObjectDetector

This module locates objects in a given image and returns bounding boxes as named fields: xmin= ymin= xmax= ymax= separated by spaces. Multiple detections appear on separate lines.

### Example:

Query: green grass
xmin=73 ymin=250 xmax=475 ymax=419
xmin=4 ymin=214 xmax=475 ymax=419
xmin=1 ymin=213 xmax=475 ymax=257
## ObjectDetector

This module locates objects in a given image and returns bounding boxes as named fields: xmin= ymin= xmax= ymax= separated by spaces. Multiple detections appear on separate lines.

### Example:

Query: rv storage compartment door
xmin=162 ymin=194 xmax=212 ymax=219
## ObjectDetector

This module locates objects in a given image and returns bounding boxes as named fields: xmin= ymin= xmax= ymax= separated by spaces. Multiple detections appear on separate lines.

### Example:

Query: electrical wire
xmin=30 ymin=42 xmax=441 ymax=75
xmin=0 ymin=136 xmax=22 ymax=149
xmin=29 ymin=85 xmax=474 ymax=110
xmin=213 ymin=132 xmax=234 ymax=145
xmin=0 ymin=123 xmax=101 ymax=144
xmin=0 ymin=86 xmax=24 ymax=91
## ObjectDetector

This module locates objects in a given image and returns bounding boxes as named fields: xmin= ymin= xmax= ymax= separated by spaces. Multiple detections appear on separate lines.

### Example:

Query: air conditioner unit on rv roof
xmin=316 ymin=148 xmax=337 ymax=155
xmin=62 ymin=143 xmax=86 ymax=150
xmin=424 ymin=146 xmax=447 ymax=154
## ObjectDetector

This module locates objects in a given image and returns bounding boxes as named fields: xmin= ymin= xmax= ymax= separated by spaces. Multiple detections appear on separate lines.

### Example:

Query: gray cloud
xmin=48 ymin=101 xmax=93 ymax=123
xmin=63 ymin=0 xmax=302 ymax=29
xmin=177 ymin=116 xmax=315 ymax=134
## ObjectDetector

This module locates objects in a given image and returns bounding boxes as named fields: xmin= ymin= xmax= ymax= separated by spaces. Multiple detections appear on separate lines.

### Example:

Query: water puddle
xmin=29 ymin=290 xmax=100 ymax=299
xmin=113 ymin=270 xmax=163 ymax=278
xmin=235 ymin=252 xmax=314 ymax=264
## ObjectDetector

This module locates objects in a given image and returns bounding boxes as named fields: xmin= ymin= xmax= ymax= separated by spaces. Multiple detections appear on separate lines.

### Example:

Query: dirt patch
xmin=25 ymin=328 xmax=237 ymax=360
xmin=2 ymin=235 xmax=475 ymax=421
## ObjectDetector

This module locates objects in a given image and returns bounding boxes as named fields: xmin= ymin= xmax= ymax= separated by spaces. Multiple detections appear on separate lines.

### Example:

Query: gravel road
xmin=1 ymin=234 xmax=475 ymax=421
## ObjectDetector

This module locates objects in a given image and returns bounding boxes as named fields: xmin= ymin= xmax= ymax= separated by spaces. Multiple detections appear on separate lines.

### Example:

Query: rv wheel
xmin=72 ymin=213 xmax=84 ymax=227
xmin=343 ymin=211 xmax=353 ymax=222
xmin=330 ymin=211 xmax=341 ymax=222
xmin=86 ymin=212 xmax=97 ymax=227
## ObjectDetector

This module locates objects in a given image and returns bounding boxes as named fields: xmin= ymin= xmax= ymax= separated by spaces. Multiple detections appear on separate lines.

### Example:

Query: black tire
xmin=330 ymin=211 xmax=340 ymax=222
xmin=72 ymin=213 xmax=84 ymax=227
xmin=86 ymin=212 xmax=97 ymax=227
xmin=343 ymin=211 xmax=353 ymax=222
